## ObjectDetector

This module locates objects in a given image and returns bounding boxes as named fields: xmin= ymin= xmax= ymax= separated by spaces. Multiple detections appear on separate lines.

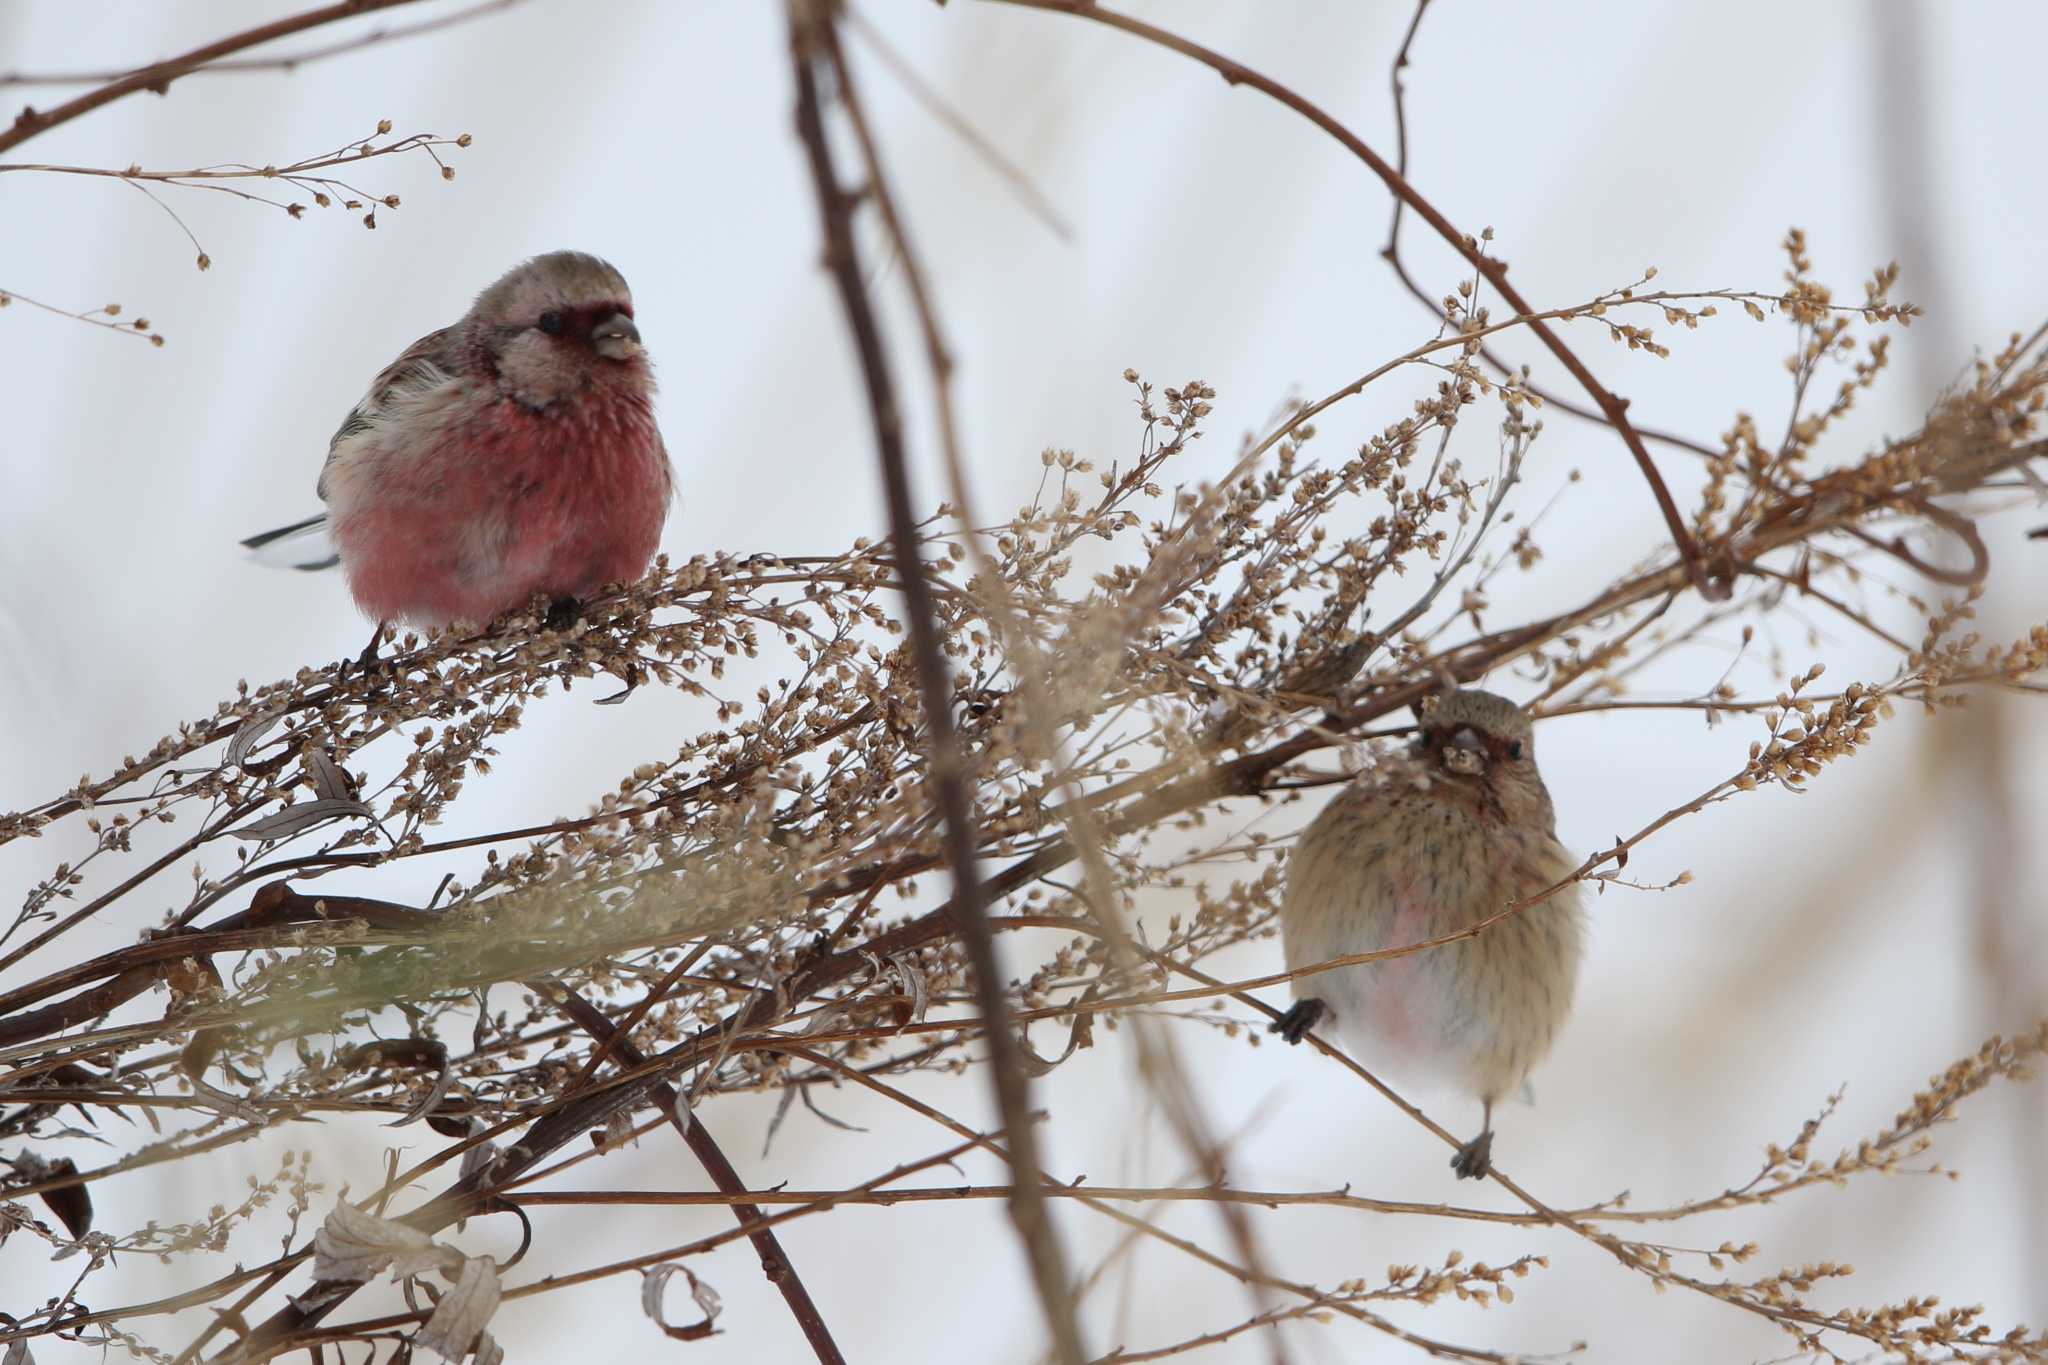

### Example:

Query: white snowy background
xmin=3 ymin=3 xmax=2044 ymax=1361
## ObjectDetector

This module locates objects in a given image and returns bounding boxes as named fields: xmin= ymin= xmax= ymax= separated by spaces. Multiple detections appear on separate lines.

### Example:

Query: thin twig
xmin=0 ymin=0 xmax=425 ymax=157
xmin=0 ymin=0 xmax=521 ymax=86
xmin=538 ymin=983 xmax=848 ymax=1365
xmin=845 ymin=6 xmax=1074 ymax=240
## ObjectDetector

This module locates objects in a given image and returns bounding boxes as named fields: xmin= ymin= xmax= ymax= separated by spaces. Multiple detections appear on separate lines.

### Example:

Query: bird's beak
xmin=1446 ymin=726 xmax=1487 ymax=755
xmin=590 ymin=312 xmax=642 ymax=361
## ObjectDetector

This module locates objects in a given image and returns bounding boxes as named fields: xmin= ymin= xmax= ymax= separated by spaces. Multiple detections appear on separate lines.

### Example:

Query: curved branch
xmin=0 ymin=0 xmax=423 ymax=157
xmin=990 ymin=0 xmax=1726 ymax=599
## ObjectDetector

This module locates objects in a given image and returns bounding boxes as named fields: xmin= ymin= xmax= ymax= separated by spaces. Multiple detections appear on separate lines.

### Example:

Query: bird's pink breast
xmin=334 ymin=386 xmax=670 ymax=627
xmin=1366 ymin=869 xmax=1433 ymax=1052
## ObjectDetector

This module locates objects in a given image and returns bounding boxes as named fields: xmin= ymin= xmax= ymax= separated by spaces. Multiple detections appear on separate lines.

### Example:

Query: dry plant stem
xmin=990 ymin=0 xmax=1723 ymax=600
xmin=843 ymin=7 xmax=1073 ymax=240
xmin=136 ymin=1136 xmax=989 ymax=1358
xmin=2 ymin=17 xmax=2040 ymax=1363
xmin=0 ymin=0 xmax=522 ymax=85
xmin=10 ymin=875 xmax=2035 ymax=1358
xmin=537 ymin=982 xmax=848 ymax=1365
xmin=765 ymin=1044 xmax=1521 ymax=1365
xmin=1152 ymin=948 xmax=1991 ymax=1357
xmin=787 ymin=7 xmax=1087 ymax=1364
xmin=816 ymin=11 xmax=1283 ymax=1344
xmin=192 ymin=946 xmax=860 ymax=1361
xmin=474 ymin=1162 xmax=1915 ymax=1230
xmin=1379 ymin=0 xmax=1724 ymax=467
xmin=0 ymin=0 xmax=424 ymax=156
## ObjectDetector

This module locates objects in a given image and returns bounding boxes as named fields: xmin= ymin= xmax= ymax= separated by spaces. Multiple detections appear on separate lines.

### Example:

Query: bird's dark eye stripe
xmin=537 ymin=310 xmax=565 ymax=336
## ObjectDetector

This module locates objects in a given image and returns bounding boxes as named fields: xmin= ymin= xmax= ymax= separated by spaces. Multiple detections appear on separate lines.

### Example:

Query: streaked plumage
xmin=1272 ymin=688 xmax=1585 ymax=1179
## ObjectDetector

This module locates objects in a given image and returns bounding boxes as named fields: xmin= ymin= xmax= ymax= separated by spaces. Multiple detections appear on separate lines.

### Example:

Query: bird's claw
xmin=544 ymin=596 xmax=582 ymax=632
xmin=342 ymin=622 xmax=389 ymax=690
xmin=1269 ymin=997 xmax=1327 ymax=1046
xmin=1450 ymin=1128 xmax=1494 ymax=1180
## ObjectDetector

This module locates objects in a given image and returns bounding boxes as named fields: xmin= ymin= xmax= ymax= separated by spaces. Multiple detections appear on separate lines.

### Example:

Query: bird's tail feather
xmin=241 ymin=514 xmax=339 ymax=571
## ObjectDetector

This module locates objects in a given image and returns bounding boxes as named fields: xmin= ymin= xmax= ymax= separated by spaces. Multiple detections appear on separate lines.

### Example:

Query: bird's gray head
xmin=1410 ymin=688 xmax=1552 ymax=820
xmin=468 ymin=251 xmax=649 ymax=407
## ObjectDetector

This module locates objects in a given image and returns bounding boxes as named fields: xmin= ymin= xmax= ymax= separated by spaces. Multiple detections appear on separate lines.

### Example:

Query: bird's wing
xmin=316 ymin=325 xmax=463 ymax=501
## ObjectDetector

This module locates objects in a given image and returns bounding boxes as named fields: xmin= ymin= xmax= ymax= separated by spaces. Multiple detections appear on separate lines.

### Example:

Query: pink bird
xmin=243 ymin=251 xmax=673 ymax=651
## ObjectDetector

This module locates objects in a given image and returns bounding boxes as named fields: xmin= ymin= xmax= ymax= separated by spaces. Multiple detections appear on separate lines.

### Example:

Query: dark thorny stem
xmin=786 ymin=4 xmax=1088 ymax=1362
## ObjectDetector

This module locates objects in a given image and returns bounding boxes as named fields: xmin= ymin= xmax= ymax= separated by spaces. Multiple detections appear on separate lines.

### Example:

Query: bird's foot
xmin=544 ymin=596 xmax=582 ymax=632
xmin=342 ymin=622 xmax=389 ymax=689
xmin=1269 ymin=997 xmax=1327 ymax=1046
xmin=1450 ymin=1128 xmax=1494 ymax=1180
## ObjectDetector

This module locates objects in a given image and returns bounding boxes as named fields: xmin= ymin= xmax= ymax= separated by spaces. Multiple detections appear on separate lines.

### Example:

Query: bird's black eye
xmin=1506 ymin=739 xmax=1525 ymax=760
xmin=537 ymin=310 xmax=565 ymax=336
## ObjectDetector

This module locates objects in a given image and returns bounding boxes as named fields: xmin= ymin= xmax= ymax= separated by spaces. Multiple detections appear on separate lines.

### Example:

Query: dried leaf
xmin=761 ymin=1082 xmax=800 ymax=1157
xmin=312 ymin=1201 xmax=457 ymax=1284
xmin=161 ymin=955 xmax=220 ymax=1003
xmin=223 ymin=710 xmax=284 ymax=767
xmin=178 ymin=1028 xmax=224 ymax=1081
xmin=305 ymin=748 xmax=354 ymax=803
xmin=798 ymin=1083 xmax=867 ymax=1135
xmin=227 ymin=798 xmax=375 ymax=843
xmin=886 ymin=951 xmax=929 ymax=1027
xmin=1016 ymin=991 xmax=1097 ymax=1077
xmin=416 ymin=1254 xmax=500 ymax=1361
xmin=640 ymin=1263 xmax=720 ymax=1341
xmin=185 ymin=1075 xmax=267 ymax=1124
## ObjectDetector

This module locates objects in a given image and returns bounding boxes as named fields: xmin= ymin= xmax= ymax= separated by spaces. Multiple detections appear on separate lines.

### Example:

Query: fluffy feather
xmin=242 ymin=251 xmax=673 ymax=629
xmin=1273 ymin=687 xmax=1585 ymax=1178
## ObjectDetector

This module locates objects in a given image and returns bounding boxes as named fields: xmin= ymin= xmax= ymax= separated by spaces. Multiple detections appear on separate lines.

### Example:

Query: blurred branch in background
xmin=0 ymin=0 xmax=521 ymax=88
xmin=1875 ymin=0 xmax=2047 ymax=1324
xmin=787 ymin=1 xmax=1082 ymax=1358
xmin=1 ymin=2 xmax=2046 ymax=1363
xmin=0 ymin=0 xmax=428 ymax=157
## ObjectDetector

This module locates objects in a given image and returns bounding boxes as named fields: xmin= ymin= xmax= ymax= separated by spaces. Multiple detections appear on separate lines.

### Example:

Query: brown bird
xmin=1270 ymin=688 xmax=1585 ymax=1179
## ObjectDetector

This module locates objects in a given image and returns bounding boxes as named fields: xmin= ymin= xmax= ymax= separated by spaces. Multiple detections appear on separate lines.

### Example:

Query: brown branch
xmin=536 ymin=983 xmax=847 ymax=1365
xmin=786 ymin=5 xmax=1086 ymax=1362
xmin=0 ymin=0 xmax=520 ymax=87
xmin=1383 ymin=0 xmax=1431 ymax=252
xmin=991 ymin=0 xmax=1726 ymax=600
xmin=0 ymin=0 xmax=426 ymax=157
xmin=763 ymin=1043 xmax=1523 ymax=1364
xmin=157 ymin=1134 xmax=993 ymax=1361
xmin=1378 ymin=0 xmax=1723 ymax=465
xmin=0 ymin=883 xmax=440 ymax=1022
